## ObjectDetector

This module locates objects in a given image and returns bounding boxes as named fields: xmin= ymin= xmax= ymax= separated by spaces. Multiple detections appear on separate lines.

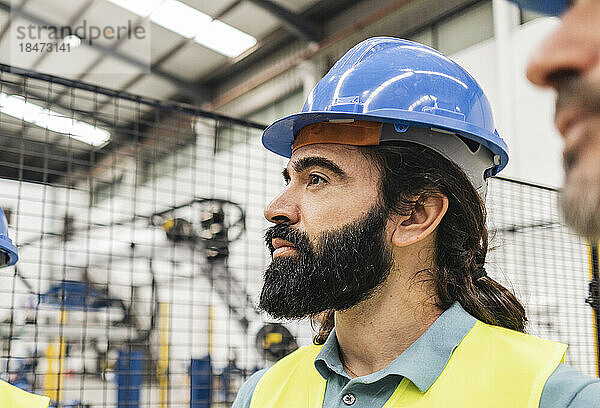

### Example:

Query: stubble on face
xmin=561 ymin=142 xmax=600 ymax=241
xmin=555 ymin=75 xmax=600 ymax=240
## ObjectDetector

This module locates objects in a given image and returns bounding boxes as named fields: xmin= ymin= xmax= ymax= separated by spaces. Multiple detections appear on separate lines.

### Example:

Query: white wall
xmin=452 ymin=17 xmax=564 ymax=187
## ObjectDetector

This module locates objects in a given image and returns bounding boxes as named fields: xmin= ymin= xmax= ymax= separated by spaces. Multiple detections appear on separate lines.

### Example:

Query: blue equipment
xmin=507 ymin=0 xmax=568 ymax=16
xmin=190 ymin=356 xmax=212 ymax=408
xmin=116 ymin=350 xmax=144 ymax=408
xmin=39 ymin=281 xmax=112 ymax=310
xmin=0 ymin=207 xmax=17 ymax=267
xmin=262 ymin=37 xmax=509 ymax=177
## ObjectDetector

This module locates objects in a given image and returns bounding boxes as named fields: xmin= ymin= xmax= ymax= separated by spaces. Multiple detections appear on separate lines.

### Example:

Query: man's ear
xmin=391 ymin=194 xmax=449 ymax=248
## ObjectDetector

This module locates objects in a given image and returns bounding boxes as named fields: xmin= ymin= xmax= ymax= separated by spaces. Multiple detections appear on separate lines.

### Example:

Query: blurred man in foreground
xmin=511 ymin=0 xmax=600 ymax=240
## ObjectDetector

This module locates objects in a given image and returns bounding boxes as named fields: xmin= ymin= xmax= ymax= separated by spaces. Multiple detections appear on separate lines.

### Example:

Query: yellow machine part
xmin=158 ymin=302 xmax=171 ymax=408
xmin=588 ymin=241 xmax=600 ymax=377
xmin=44 ymin=311 xmax=67 ymax=403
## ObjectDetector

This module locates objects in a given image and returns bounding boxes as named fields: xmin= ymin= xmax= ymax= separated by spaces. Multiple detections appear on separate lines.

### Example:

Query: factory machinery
xmin=1 ymin=198 xmax=297 ymax=407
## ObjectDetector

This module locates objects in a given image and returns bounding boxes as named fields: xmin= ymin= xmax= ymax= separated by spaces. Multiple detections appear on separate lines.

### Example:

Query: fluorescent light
xmin=63 ymin=35 xmax=81 ymax=48
xmin=195 ymin=20 xmax=257 ymax=57
xmin=0 ymin=94 xmax=110 ymax=147
xmin=105 ymin=0 xmax=164 ymax=18
xmin=150 ymin=0 xmax=211 ymax=38
xmin=105 ymin=0 xmax=257 ymax=58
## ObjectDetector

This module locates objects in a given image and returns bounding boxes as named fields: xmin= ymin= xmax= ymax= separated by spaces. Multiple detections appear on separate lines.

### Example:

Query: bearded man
xmin=233 ymin=37 xmax=600 ymax=408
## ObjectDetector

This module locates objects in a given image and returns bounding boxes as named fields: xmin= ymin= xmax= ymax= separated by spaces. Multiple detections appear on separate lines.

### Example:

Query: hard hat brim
xmin=0 ymin=236 xmax=18 ymax=267
xmin=507 ymin=0 xmax=568 ymax=16
xmin=262 ymin=111 xmax=509 ymax=176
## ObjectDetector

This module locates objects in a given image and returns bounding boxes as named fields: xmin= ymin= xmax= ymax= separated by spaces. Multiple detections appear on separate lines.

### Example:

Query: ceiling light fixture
xmin=104 ymin=0 xmax=257 ymax=58
xmin=150 ymin=0 xmax=211 ymax=38
xmin=194 ymin=20 xmax=257 ymax=58
xmin=105 ymin=0 xmax=164 ymax=18
xmin=0 ymin=94 xmax=111 ymax=147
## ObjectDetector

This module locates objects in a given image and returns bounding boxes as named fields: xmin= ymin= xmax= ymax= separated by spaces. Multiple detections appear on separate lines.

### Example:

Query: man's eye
xmin=308 ymin=174 xmax=326 ymax=186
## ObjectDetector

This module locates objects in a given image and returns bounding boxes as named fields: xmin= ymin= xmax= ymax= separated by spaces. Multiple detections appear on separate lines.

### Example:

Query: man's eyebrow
xmin=291 ymin=156 xmax=348 ymax=179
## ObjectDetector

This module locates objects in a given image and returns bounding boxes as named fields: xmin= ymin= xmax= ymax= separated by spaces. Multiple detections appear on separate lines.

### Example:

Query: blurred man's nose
xmin=264 ymin=190 xmax=300 ymax=225
xmin=526 ymin=8 xmax=599 ymax=88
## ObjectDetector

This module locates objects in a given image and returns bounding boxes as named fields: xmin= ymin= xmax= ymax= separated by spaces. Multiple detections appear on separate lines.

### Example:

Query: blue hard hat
xmin=507 ymin=0 xmax=568 ymax=16
xmin=0 ymin=207 xmax=18 ymax=267
xmin=262 ymin=37 xmax=509 ymax=176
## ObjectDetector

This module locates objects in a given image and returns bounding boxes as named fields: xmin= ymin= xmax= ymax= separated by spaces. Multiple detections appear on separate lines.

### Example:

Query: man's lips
xmin=555 ymin=105 xmax=599 ymax=143
xmin=555 ymin=108 xmax=597 ymax=169
xmin=555 ymin=107 xmax=591 ymax=137
xmin=271 ymin=238 xmax=297 ymax=257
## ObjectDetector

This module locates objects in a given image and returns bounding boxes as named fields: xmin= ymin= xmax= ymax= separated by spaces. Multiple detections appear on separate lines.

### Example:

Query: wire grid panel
xmin=0 ymin=66 xmax=596 ymax=408
xmin=0 ymin=65 xmax=298 ymax=408
xmin=486 ymin=177 xmax=595 ymax=377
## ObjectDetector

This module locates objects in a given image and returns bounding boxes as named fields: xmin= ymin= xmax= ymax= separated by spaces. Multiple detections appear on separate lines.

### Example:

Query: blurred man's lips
xmin=556 ymin=107 xmax=577 ymax=136
xmin=556 ymin=108 xmax=597 ymax=169
xmin=272 ymin=238 xmax=297 ymax=257
xmin=556 ymin=107 xmax=593 ymax=139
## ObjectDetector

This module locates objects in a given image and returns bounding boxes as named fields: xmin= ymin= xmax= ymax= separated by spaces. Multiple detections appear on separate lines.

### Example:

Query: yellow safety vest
xmin=250 ymin=320 xmax=567 ymax=408
xmin=0 ymin=380 xmax=49 ymax=408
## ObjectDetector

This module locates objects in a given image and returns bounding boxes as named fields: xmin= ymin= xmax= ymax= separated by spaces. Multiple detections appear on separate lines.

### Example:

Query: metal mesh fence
xmin=486 ymin=177 xmax=597 ymax=377
xmin=0 ymin=65 xmax=597 ymax=408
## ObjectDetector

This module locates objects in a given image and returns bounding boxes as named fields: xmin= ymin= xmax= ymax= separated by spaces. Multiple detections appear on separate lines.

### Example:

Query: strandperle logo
xmin=15 ymin=20 xmax=147 ymax=45
xmin=9 ymin=13 xmax=151 ymax=75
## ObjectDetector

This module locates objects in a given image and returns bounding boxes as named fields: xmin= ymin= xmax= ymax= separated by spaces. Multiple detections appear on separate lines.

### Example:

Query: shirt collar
xmin=314 ymin=302 xmax=477 ymax=392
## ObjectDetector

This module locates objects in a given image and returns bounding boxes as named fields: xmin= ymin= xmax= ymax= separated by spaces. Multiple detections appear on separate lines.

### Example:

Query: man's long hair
xmin=313 ymin=142 xmax=527 ymax=344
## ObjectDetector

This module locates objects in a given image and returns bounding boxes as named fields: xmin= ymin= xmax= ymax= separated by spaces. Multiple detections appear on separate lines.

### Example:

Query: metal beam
xmin=0 ymin=63 xmax=266 ymax=130
xmin=92 ymin=37 xmax=203 ymax=113
xmin=75 ymin=0 xmax=242 ymax=106
xmin=245 ymin=0 xmax=321 ymax=41
xmin=0 ymin=0 xmax=31 ymax=43
xmin=0 ymin=0 xmax=206 ymax=101
xmin=198 ymin=0 xmax=356 ymax=86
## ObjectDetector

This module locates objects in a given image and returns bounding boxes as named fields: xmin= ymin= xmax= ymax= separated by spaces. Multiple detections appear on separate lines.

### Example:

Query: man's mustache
xmin=555 ymin=73 xmax=600 ymax=118
xmin=264 ymin=223 xmax=310 ymax=254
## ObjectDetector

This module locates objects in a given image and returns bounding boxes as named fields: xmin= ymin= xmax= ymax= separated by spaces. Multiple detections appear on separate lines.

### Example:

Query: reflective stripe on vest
xmin=0 ymin=380 xmax=50 ymax=408
xmin=249 ymin=321 xmax=567 ymax=408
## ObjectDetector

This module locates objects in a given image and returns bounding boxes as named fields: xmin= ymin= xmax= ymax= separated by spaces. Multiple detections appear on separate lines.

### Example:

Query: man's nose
xmin=264 ymin=190 xmax=300 ymax=225
xmin=526 ymin=10 xmax=599 ymax=88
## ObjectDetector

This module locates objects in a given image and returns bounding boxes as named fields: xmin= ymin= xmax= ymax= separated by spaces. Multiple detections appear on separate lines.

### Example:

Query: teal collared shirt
xmin=233 ymin=302 xmax=600 ymax=407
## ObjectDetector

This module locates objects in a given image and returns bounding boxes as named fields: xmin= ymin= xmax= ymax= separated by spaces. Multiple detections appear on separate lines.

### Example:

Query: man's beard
xmin=561 ymin=173 xmax=600 ymax=241
xmin=556 ymin=74 xmax=600 ymax=241
xmin=259 ymin=205 xmax=393 ymax=319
